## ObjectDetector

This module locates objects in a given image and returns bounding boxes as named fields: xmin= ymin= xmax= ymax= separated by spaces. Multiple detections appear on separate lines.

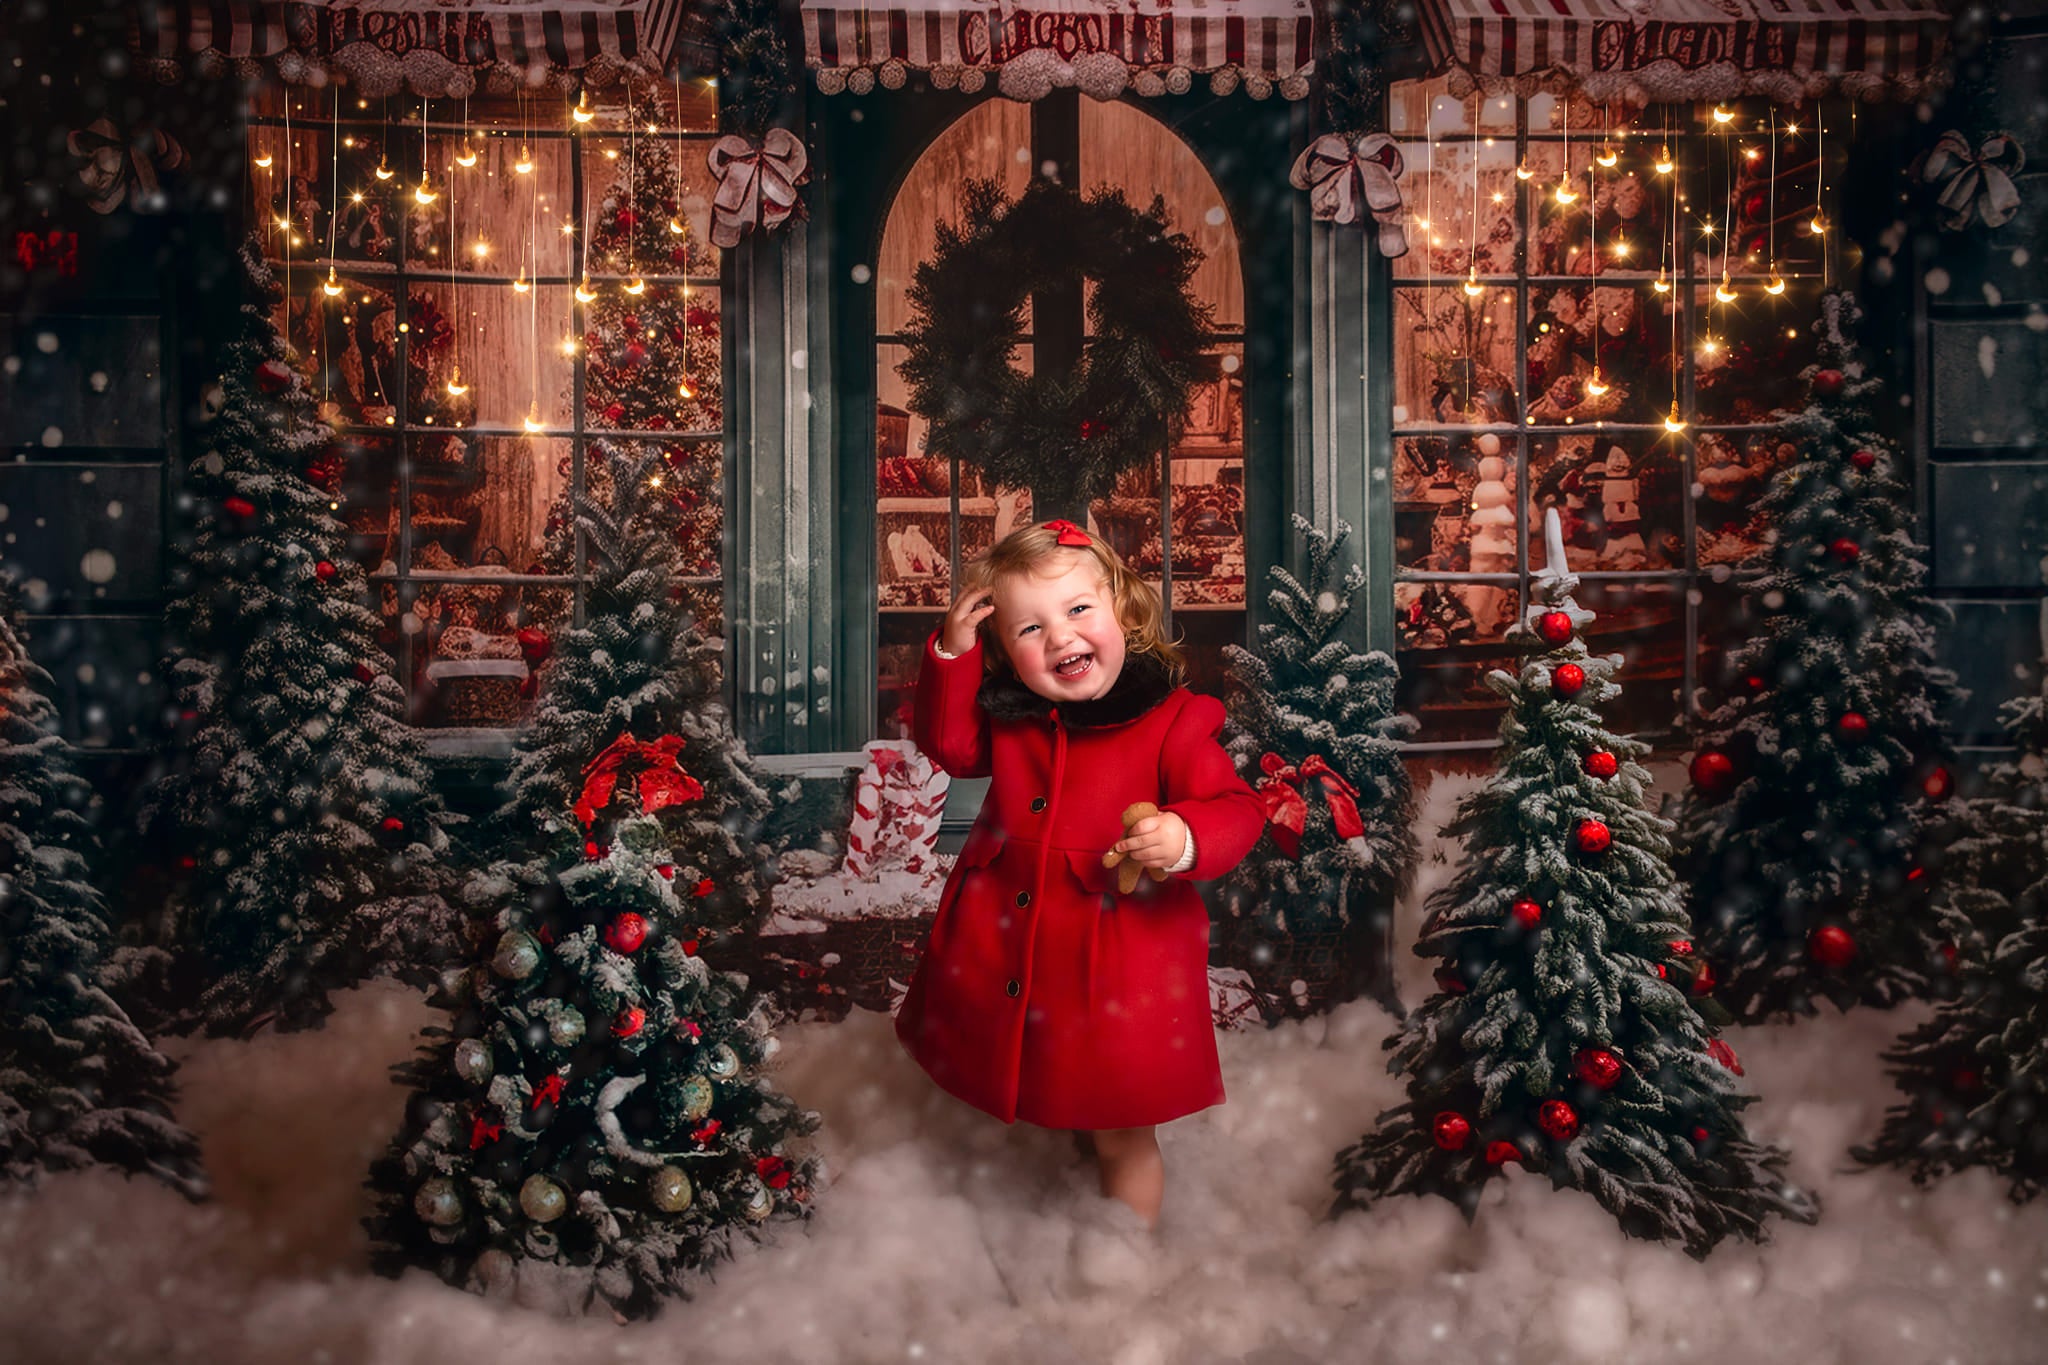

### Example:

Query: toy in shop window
xmin=1397 ymin=582 xmax=1478 ymax=649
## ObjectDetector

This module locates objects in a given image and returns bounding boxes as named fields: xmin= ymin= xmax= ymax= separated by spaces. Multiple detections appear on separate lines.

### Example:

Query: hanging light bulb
xmin=1715 ymin=274 xmax=1738 ymax=303
xmin=1664 ymin=402 xmax=1687 ymax=433
xmin=1554 ymin=181 xmax=1579 ymax=205
xmin=1584 ymin=368 xmax=1610 ymax=398
xmin=1611 ymin=238 xmax=1630 ymax=259
xmin=374 ymin=156 xmax=395 ymax=181
xmin=512 ymin=269 xmax=531 ymax=294
xmin=523 ymin=402 xmax=545 ymax=433
xmin=1514 ymin=162 xmax=1533 ymax=181
xmin=254 ymin=151 xmax=274 ymax=169
xmin=668 ymin=216 xmax=686 ymax=235
xmin=1712 ymin=106 xmax=1734 ymax=125
xmin=1653 ymin=268 xmax=1671 ymax=294
xmin=414 ymin=172 xmax=438 ymax=205
xmin=1595 ymin=144 xmax=1618 ymax=168
xmin=1809 ymin=213 xmax=1827 ymax=236
xmin=514 ymin=146 xmax=535 ymax=174
xmin=1462 ymin=266 xmax=1484 ymax=297
xmin=446 ymin=366 xmax=469 ymax=397
xmin=322 ymin=267 xmax=343 ymax=297
xmin=1765 ymin=273 xmax=1787 ymax=296
xmin=455 ymin=140 xmax=478 ymax=168
xmin=572 ymin=90 xmax=595 ymax=125
xmin=678 ymin=377 xmax=695 ymax=400
xmin=625 ymin=276 xmax=647 ymax=296
xmin=575 ymin=276 xmax=598 ymax=303
xmin=1653 ymin=146 xmax=1674 ymax=175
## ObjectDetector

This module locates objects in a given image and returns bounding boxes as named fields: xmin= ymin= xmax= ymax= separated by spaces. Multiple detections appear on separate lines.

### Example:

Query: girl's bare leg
xmin=1090 ymin=1125 xmax=1163 ymax=1228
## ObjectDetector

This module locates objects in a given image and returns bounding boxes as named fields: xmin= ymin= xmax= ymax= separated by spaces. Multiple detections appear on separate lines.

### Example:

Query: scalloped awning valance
xmin=799 ymin=0 xmax=1317 ymax=100
xmin=1418 ymin=0 xmax=1951 ymax=104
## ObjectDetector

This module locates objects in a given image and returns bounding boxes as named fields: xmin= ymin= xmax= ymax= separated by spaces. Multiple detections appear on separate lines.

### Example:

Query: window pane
xmin=1392 ymin=432 xmax=1521 ymax=576
xmin=1526 ymin=142 xmax=1670 ymax=280
xmin=1530 ymin=432 xmax=1687 ymax=573
xmin=1395 ymin=609 xmax=1522 ymax=742
xmin=1695 ymin=428 xmax=1792 ymax=566
xmin=581 ymin=134 xmax=723 ymax=281
xmin=403 ymin=133 xmax=578 ymax=278
xmin=585 ymin=286 xmax=721 ymax=434
xmin=406 ymin=283 xmax=575 ymax=431
xmin=1692 ymin=282 xmax=1821 ymax=424
xmin=1573 ymin=581 xmax=1685 ymax=737
xmin=1393 ymin=285 xmax=1521 ymax=427
xmin=1525 ymin=282 xmax=1677 ymax=426
xmin=1395 ymin=123 xmax=1523 ymax=280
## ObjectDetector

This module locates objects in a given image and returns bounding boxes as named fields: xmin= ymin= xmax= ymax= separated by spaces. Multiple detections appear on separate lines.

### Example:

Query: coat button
xmin=1030 ymin=796 xmax=1047 ymax=813
xmin=1005 ymin=979 xmax=1021 ymax=998
xmin=1015 ymin=891 xmax=1030 ymax=908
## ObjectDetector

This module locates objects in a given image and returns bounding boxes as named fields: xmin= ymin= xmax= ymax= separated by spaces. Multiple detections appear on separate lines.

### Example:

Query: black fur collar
xmin=977 ymin=651 xmax=1177 ymax=729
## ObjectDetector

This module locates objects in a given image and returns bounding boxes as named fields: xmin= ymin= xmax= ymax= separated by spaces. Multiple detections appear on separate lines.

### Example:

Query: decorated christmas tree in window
xmin=1333 ymin=511 xmax=1817 ymax=1258
xmin=1676 ymin=288 xmax=1964 ymax=1022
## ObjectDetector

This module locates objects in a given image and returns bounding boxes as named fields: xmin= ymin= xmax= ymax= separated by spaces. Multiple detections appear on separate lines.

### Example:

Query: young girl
xmin=896 ymin=519 xmax=1266 ymax=1228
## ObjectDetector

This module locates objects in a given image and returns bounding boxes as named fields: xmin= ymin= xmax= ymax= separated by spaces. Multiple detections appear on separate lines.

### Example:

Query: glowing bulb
xmin=561 ymin=337 xmax=578 ymax=356
xmin=446 ymin=367 xmax=469 ymax=397
xmin=455 ymin=141 xmax=478 ymax=168
xmin=414 ymin=175 xmax=438 ymax=205
xmin=1584 ymin=368 xmax=1609 ymax=397
xmin=1595 ymin=145 xmax=1618 ymax=168
xmin=1611 ymin=239 xmax=1630 ymax=258
xmin=1712 ymin=106 xmax=1734 ymax=125
xmin=1515 ymin=163 xmax=1533 ymax=180
xmin=514 ymin=147 xmax=535 ymax=174
xmin=576 ymin=277 xmax=598 ymax=303
xmin=1744 ymin=146 xmax=1763 ymax=161
xmin=1664 ymin=403 xmax=1687 ymax=433
xmin=1765 ymin=274 xmax=1787 ymax=296
xmin=254 ymin=152 xmax=274 ymax=169
xmin=650 ymin=473 xmax=663 ymax=488
xmin=1416 ymin=218 xmax=1430 ymax=231
xmin=1809 ymin=214 xmax=1827 ymax=236
xmin=473 ymin=241 xmax=492 ymax=260
xmin=1701 ymin=337 xmax=1721 ymax=356
xmin=678 ymin=378 xmax=695 ymax=400
xmin=1463 ymin=269 xmax=1484 ymax=297
xmin=1715 ymin=275 xmax=1738 ymax=304
xmin=1653 ymin=147 xmax=1674 ymax=174
xmin=322 ymin=268 xmax=343 ymax=297
xmin=512 ymin=270 xmax=531 ymax=294
xmin=625 ymin=276 xmax=647 ymax=296
xmin=572 ymin=91 xmax=595 ymax=124
xmin=561 ymin=221 xmax=577 ymax=235
xmin=1653 ymin=269 xmax=1671 ymax=294
xmin=668 ymin=217 xmax=686 ymax=235
xmin=275 ymin=216 xmax=293 ymax=230
xmin=374 ymin=158 xmax=394 ymax=181
xmin=1554 ymin=183 xmax=1578 ymax=205
xmin=1490 ymin=191 xmax=1505 ymax=205
xmin=1785 ymin=123 xmax=1799 ymax=136
xmin=523 ymin=403 xmax=544 ymax=433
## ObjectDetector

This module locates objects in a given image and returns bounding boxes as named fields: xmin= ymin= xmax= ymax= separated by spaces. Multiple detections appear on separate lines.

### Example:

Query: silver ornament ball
xmin=519 ymin=1174 xmax=568 ymax=1223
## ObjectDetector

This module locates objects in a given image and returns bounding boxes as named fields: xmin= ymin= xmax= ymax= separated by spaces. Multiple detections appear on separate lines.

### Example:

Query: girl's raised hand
xmin=941 ymin=587 xmax=996 ymax=657
xmin=1116 ymin=810 xmax=1189 ymax=871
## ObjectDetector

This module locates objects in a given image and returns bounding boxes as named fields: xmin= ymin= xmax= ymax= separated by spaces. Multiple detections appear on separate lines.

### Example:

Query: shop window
xmin=1388 ymin=79 xmax=1840 ymax=745
xmin=249 ymin=81 xmax=723 ymax=729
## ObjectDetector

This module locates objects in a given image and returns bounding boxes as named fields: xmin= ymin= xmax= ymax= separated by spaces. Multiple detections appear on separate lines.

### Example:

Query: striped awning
xmin=801 ymin=0 xmax=1317 ymax=98
xmin=133 ymin=1 xmax=702 ymax=91
xmin=1419 ymin=0 xmax=1951 ymax=102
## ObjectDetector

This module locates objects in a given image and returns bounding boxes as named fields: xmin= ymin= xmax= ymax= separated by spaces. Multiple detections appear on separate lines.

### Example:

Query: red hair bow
xmin=1257 ymin=752 xmax=1366 ymax=858
xmin=1043 ymin=519 xmax=1092 ymax=547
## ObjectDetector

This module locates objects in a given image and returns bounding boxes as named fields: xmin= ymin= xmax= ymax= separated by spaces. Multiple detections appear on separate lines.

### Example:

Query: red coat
xmin=896 ymin=635 xmax=1267 ymax=1129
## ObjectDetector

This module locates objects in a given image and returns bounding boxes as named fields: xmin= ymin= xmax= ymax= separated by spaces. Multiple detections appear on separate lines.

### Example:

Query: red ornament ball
xmin=1670 ymin=939 xmax=1693 ymax=956
xmin=692 ymin=877 xmax=716 ymax=898
xmin=624 ymin=342 xmax=648 ymax=366
xmin=1537 ymin=1099 xmax=1580 ymax=1140
xmin=1573 ymin=1048 xmax=1623 ymax=1091
xmin=1829 ymin=537 xmax=1861 ymax=564
xmin=604 ymin=913 xmax=649 ymax=955
xmin=1689 ymin=750 xmax=1736 ymax=797
xmin=1692 ymin=1126 xmax=1711 ymax=1143
xmin=1812 ymin=368 xmax=1845 ymax=397
xmin=602 ymin=403 xmax=625 ymax=425
xmin=254 ymin=358 xmax=294 ymax=394
xmin=1939 ymin=941 xmax=1960 ymax=970
xmin=1432 ymin=1112 xmax=1472 ymax=1151
xmin=1484 ymin=1140 xmax=1522 ymax=1166
xmin=612 ymin=1006 xmax=646 ymax=1039
xmin=1510 ymin=898 xmax=1544 ymax=929
xmin=1691 ymin=961 xmax=1718 ymax=994
xmin=1536 ymin=611 xmax=1575 ymax=645
xmin=223 ymin=495 xmax=257 ymax=519
xmin=1708 ymin=1038 xmax=1744 ymax=1075
xmin=354 ymin=663 xmax=375 ymax=685
xmin=516 ymin=626 xmax=552 ymax=664
xmin=1922 ymin=767 xmax=1954 ymax=801
xmin=1583 ymin=750 xmax=1619 ymax=780
xmin=584 ymin=840 xmax=605 ymax=861
xmin=1575 ymin=819 xmax=1612 ymax=854
xmin=1434 ymin=967 xmax=1468 ymax=995
xmin=1809 ymin=924 xmax=1857 ymax=969
xmin=313 ymin=559 xmax=336 ymax=581
xmin=1552 ymin=663 xmax=1586 ymax=697
xmin=1850 ymin=448 xmax=1877 ymax=471
xmin=380 ymin=816 xmax=405 ymax=833
xmin=1837 ymin=712 xmax=1870 ymax=742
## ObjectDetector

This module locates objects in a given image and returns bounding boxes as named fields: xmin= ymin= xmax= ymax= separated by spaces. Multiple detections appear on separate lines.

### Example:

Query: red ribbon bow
xmin=1043 ymin=519 xmax=1092 ymax=547
xmin=575 ymin=733 xmax=705 ymax=828
xmin=1256 ymin=752 xmax=1367 ymax=859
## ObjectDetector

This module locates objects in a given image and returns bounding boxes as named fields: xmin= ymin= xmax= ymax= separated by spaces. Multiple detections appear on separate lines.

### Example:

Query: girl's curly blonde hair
xmin=962 ymin=521 xmax=1184 ymax=681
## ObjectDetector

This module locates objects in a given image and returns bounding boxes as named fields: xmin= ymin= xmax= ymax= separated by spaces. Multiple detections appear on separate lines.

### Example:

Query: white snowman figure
xmin=1598 ymin=444 xmax=1646 ymax=568
xmin=1461 ymin=434 xmax=1518 ymax=631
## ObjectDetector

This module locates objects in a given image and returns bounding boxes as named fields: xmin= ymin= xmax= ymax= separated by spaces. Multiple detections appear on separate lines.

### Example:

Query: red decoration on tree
xmin=1836 ymin=712 xmax=1870 ymax=742
xmin=530 ymin=1073 xmax=565 ymax=1109
xmin=624 ymin=342 xmax=648 ymax=367
xmin=1952 ymin=1067 xmax=1983 ymax=1092
xmin=1939 ymin=941 xmax=1960 ymax=970
xmin=612 ymin=1006 xmax=646 ymax=1039
xmin=1537 ymin=1098 xmax=1580 ymax=1140
xmin=1812 ymin=368 xmax=1845 ymax=397
xmin=1434 ymin=968 xmax=1468 ymax=995
xmin=656 ymin=863 xmax=676 ymax=880
xmin=313 ymin=560 xmax=336 ymax=581
xmin=1692 ymin=960 xmax=1717 ymax=994
xmin=1552 ymin=663 xmax=1586 ymax=697
xmin=222 ymin=495 xmax=257 ymax=519
xmin=1689 ymin=750 xmax=1736 ymax=797
xmin=1575 ymin=819 xmax=1612 ymax=854
xmin=1850 ymin=448 xmax=1877 ymax=471
xmin=692 ymin=1119 xmax=722 ymax=1145
xmin=1654 ymin=963 xmax=1669 ymax=979
xmin=1484 ymin=1140 xmax=1521 ymax=1166
xmin=1510 ymin=897 xmax=1544 ymax=929
xmin=1829 ymin=537 xmax=1861 ymax=564
xmin=680 ymin=938 xmax=700 ymax=956
xmin=1583 ymin=751 xmax=1619 ymax=780
xmin=756 ymin=1155 xmax=793 ymax=1189
xmin=380 ymin=816 xmax=405 ymax=833
xmin=677 ymin=1017 xmax=703 ymax=1040
xmin=1432 ymin=1111 xmax=1472 ymax=1151
xmin=1255 ymin=752 xmax=1368 ymax=858
xmin=469 ymin=1112 xmax=503 ymax=1150
xmin=1707 ymin=1038 xmax=1744 ymax=1075
xmin=584 ymin=840 xmax=605 ymax=860
xmin=692 ymin=878 xmax=715 ymax=898
xmin=1670 ymin=939 xmax=1693 ymax=955
xmin=1809 ymin=924 xmax=1857 ymax=968
xmin=254 ymin=358 xmax=293 ymax=394
xmin=1536 ymin=610 xmax=1575 ymax=645
xmin=1692 ymin=1126 xmax=1711 ymax=1143
xmin=576 ymin=733 xmax=704 ymax=828
xmin=1573 ymin=1048 xmax=1623 ymax=1090
xmin=515 ymin=626 xmax=552 ymax=665
xmin=1922 ymin=767 xmax=1953 ymax=800
xmin=603 ymin=913 xmax=649 ymax=955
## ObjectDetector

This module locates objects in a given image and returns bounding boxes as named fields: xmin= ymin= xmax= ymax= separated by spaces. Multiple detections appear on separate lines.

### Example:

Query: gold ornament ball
xmin=679 ymin=1076 xmax=715 ymax=1121
xmin=549 ymin=1007 xmax=585 ymax=1048
xmin=453 ymin=1038 xmax=493 ymax=1085
xmin=649 ymin=1165 xmax=694 ymax=1213
xmin=519 ymin=1174 xmax=568 ymax=1223
xmin=414 ymin=1177 xmax=464 ymax=1227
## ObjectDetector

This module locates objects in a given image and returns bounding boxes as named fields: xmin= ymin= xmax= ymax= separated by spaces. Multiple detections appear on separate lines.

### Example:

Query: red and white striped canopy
xmin=800 ymin=0 xmax=1316 ymax=86
xmin=1419 ymin=0 xmax=1950 ymax=101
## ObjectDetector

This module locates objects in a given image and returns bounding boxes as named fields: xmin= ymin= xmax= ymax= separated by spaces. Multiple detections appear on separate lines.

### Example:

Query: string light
xmin=1716 ymin=275 xmax=1738 ymax=303
xmin=414 ymin=172 xmax=438 ymax=205
xmin=455 ymin=139 xmax=477 ymax=168
xmin=576 ymin=276 xmax=598 ymax=303
xmin=446 ymin=366 xmax=468 ymax=397
xmin=1712 ymin=106 xmax=1734 ymax=125
xmin=572 ymin=90 xmax=595 ymax=124
xmin=1766 ymin=274 xmax=1787 ymax=295
xmin=1653 ymin=146 xmax=1674 ymax=175
xmin=1664 ymin=402 xmax=1687 ymax=434
xmin=375 ymin=156 xmax=394 ymax=181
xmin=323 ymin=267 xmax=343 ymax=297
xmin=513 ymin=269 xmax=531 ymax=294
xmin=1595 ymin=145 xmax=1618 ymax=168
xmin=1554 ymin=95 xmax=1576 ymax=203
xmin=1654 ymin=267 xmax=1671 ymax=294
xmin=1463 ymin=97 xmax=1483 ymax=297
xmin=523 ymin=401 xmax=545 ymax=433
xmin=1515 ymin=162 xmax=1533 ymax=180
xmin=625 ymin=276 xmax=647 ymax=295
xmin=255 ymin=151 xmax=273 ymax=169
xmin=514 ymin=146 xmax=535 ymax=174
xmin=1463 ymin=267 xmax=1484 ymax=297
xmin=1764 ymin=108 xmax=1785 ymax=296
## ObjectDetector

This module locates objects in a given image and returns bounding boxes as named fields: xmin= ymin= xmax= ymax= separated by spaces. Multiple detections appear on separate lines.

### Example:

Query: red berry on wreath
xmin=612 ymin=1006 xmax=646 ymax=1039
xmin=1689 ymin=750 xmax=1736 ymax=797
xmin=1837 ymin=712 xmax=1870 ymax=742
xmin=223 ymin=495 xmax=257 ymax=519
xmin=1829 ymin=537 xmax=1861 ymax=564
xmin=1510 ymin=898 xmax=1544 ymax=929
xmin=1432 ymin=1112 xmax=1472 ymax=1151
xmin=1552 ymin=663 xmax=1586 ymax=697
xmin=314 ymin=559 xmax=336 ymax=581
xmin=1812 ymin=368 xmax=1845 ymax=397
xmin=254 ymin=359 xmax=293 ymax=394
xmin=1537 ymin=1099 xmax=1579 ymax=1140
xmin=1850 ymin=448 xmax=1877 ymax=471
xmin=1484 ymin=1140 xmax=1521 ymax=1166
xmin=1536 ymin=610 xmax=1575 ymax=645
xmin=604 ymin=913 xmax=648 ymax=955
xmin=1575 ymin=819 xmax=1612 ymax=854
xmin=1583 ymin=751 xmax=1619 ymax=779
xmin=1573 ymin=1048 xmax=1623 ymax=1091
xmin=1707 ymin=1038 xmax=1744 ymax=1075
xmin=1809 ymin=924 xmax=1857 ymax=969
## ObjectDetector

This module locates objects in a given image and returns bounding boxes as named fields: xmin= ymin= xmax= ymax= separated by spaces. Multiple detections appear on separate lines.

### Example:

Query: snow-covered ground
xmin=5 ymin=774 xmax=2045 ymax=1364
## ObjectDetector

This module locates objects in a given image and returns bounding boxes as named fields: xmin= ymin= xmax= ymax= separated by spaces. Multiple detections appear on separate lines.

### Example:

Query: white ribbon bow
xmin=707 ymin=128 xmax=810 ymax=250
xmin=67 ymin=117 xmax=185 ymax=214
xmin=1289 ymin=131 xmax=1408 ymax=258
xmin=1918 ymin=130 xmax=2025 ymax=231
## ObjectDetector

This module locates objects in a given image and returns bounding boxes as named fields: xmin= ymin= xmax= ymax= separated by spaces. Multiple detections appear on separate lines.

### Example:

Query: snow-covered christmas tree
xmin=0 ymin=576 xmax=207 ymax=1199
xmin=1333 ymin=511 xmax=1818 ymax=1258
xmin=132 ymin=236 xmax=457 ymax=1036
xmin=1854 ymin=593 xmax=2048 ymax=1198
xmin=1218 ymin=514 xmax=1417 ymax=1016
xmin=1677 ymin=288 xmax=1965 ymax=1023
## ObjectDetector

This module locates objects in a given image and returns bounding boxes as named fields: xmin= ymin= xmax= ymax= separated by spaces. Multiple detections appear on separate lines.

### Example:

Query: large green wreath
xmin=898 ymin=179 xmax=1214 ymax=512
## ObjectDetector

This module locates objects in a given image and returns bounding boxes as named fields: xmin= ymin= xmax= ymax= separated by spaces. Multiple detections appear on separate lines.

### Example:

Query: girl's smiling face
xmin=990 ymin=554 xmax=1126 ymax=702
